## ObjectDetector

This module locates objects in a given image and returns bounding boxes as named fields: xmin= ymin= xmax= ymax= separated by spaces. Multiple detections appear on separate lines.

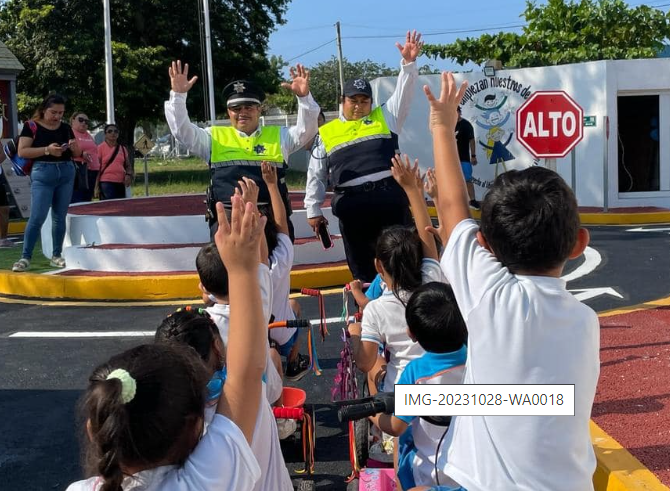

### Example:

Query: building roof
xmin=0 ymin=41 xmax=24 ymax=71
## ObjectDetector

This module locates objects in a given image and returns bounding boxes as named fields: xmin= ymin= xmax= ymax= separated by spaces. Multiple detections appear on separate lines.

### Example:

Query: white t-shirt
xmin=66 ymin=414 xmax=260 ymax=491
xmin=439 ymin=219 xmax=600 ymax=491
xmin=268 ymin=233 xmax=297 ymax=346
xmin=361 ymin=258 xmax=445 ymax=391
xmin=205 ymin=265 xmax=292 ymax=491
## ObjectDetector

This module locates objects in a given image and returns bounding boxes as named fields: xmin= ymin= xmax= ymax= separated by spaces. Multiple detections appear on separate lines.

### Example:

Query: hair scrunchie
xmin=106 ymin=368 xmax=137 ymax=404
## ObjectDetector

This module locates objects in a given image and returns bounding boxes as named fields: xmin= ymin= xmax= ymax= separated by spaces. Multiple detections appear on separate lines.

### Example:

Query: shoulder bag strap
xmin=99 ymin=144 xmax=121 ymax=180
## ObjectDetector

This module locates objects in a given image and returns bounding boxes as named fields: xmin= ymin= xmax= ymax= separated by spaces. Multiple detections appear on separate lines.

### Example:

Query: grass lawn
xmin=0 ymin=239 xmax=59 ymax=273
xmin=131 ymin=156 xmax=307 ymax=196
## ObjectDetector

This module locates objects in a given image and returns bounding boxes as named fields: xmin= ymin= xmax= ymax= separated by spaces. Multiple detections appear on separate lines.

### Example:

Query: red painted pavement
xmin=68 ymin=192 xmax=333 ymax=217
xmin=594 ymin=307 xmax=670 ymax=485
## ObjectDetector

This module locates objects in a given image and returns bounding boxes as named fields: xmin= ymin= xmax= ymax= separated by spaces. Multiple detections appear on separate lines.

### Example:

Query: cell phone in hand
xmin=318 ymin=221 xmax=333 ymax=250
xmin=60 ymin=143 xmax=69 ymax=150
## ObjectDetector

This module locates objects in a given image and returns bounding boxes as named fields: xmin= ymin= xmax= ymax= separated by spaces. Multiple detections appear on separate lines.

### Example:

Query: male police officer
xmin=165 ymin=60 xmax=320 ymax=236
xmin=304 ymin=31 xmax=423 ymax=281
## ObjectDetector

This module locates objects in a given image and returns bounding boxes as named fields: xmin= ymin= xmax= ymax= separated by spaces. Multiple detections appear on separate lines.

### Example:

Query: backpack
xmin=4 ymin=120 xmax=38 ymax=176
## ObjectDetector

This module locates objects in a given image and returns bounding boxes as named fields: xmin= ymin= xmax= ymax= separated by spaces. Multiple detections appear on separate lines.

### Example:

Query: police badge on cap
xmin=343 ymin=78 xmax=372 ymax=98
xmin=222 ymin=80 xmax=266 ymax=107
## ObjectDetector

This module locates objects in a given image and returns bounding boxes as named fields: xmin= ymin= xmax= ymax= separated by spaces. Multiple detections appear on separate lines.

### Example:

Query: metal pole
xmin=571 ymin=148 xmax=576 ymax=196
xmin=102 ymin=0 xmax=115 ymax=124
xmin=335 ymin=22 xmax=345 ymax=111
xmin=202 ymin=0 xmax=216 ymax=124
xmin=144 ymin=154 xmax=149 ymax=197
xmin=603 ymin=115 xmax=609 ymax=212
xmin=545 ymin=158 xmax=557 ymax=172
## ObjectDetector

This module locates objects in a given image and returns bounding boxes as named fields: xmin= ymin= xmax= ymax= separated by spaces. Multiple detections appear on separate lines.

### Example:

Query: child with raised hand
xmin=369 ymin=282 xmax=467 ymax=490
xmin=155 ymin=307 xmax=293 ymax=491
xmin=348 ymin=154 xmax=445 ymax=395
xmin=426 ymin=72 xmax=599 ymax=491
xmin=261 ymin=161 xmax=311 ymax=381
xmin=67 ymin=196 xmax=268 ymax=491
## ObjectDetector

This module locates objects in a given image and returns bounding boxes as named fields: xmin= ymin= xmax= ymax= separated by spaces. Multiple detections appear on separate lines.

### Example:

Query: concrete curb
xmin=426 ymin=207 xmax=670 ymax=225
xmin=591 ymin=421 xmax=668 ymax=490
xmin=0 ymin=264 xmax=353 ymax=301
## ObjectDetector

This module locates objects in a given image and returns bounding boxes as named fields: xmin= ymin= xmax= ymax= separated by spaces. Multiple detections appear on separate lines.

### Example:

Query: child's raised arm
xmin=261 ymin=162 xmax=290 ymax=236
xmin=213 ymin=197 xmax=268 ymax=443
xmin=391 ymin=154 xmax=438 ymax=260
xmin=424 ymin=73 xmax=470 ymax=244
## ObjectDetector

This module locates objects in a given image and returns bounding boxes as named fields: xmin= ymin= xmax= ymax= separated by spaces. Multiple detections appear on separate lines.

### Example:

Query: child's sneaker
xmin=276 ymin=418 xmax=297 ymax=440
xmin=285 ymin=353 xmax=310 ymax=381
xmin=12 ymin=258 xmax=29 ymax=272
xmin=469 ymin=199 xmax=481 ymax=210
xmin=50 ymin=256 xmax=66 ymax=268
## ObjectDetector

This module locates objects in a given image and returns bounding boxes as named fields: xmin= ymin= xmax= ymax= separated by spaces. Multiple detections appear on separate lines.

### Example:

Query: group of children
xmin=67 ymin=73 xmax=599 ymax=491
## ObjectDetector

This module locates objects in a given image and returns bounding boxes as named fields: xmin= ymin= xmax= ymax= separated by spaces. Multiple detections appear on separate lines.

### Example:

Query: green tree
xmin=0 ymin=0 xmax=289 ymax=148
xmin=300 ymin=56 xmax=398 ymax=111
xmin=422 ymin=0 xmax=670 ymax=68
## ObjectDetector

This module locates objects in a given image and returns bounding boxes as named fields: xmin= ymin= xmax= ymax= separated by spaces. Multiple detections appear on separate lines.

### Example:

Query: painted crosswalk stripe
xmin=9 ymin=317 xmax=347 ymax=338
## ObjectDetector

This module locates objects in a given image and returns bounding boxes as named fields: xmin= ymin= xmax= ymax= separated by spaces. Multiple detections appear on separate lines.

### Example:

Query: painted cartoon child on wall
xmin=479 ymin=126 xmax=515 ymax=165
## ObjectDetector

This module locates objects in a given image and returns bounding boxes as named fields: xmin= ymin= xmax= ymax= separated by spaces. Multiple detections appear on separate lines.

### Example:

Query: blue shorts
xmin=277 ymin=329 xmax=299 ymax=357
xmin=460 ymin=162 xmax=473 ymax=182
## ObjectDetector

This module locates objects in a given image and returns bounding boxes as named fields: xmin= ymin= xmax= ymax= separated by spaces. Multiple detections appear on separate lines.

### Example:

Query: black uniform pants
xmin=332 ymin=178 xmax=412 ymax=282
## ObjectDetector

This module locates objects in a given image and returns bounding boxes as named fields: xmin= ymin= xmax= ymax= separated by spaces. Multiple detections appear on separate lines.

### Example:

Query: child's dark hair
xmin=258 ymin=203 xmax=279 ymax=257
xmin=480 ymin=167 xmax=580 ymax=274
xmin=155 ymin=307 xmax=222 ymax=368
xmin=405 ymin=282 xmax=467 ymax=353
xmin=196 ymin=242 xmax=229 ymax=298
xmin=375 ymin=225 xmax=423 ymax=303
xmin=80 ymin=344 xmax=208 ymax=491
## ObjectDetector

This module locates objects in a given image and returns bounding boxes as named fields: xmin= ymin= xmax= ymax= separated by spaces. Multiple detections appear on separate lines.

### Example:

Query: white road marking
xmin=561 ymin=246 xmax=601 ymax=282
xmin=570 ymin=287 xmax=623 ymax=302
xmin=9 ymin=317 xmax=347 ymax=338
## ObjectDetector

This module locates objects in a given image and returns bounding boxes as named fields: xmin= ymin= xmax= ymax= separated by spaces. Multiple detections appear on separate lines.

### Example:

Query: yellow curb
xmin=0 ymin=264 xmax=353 ymax=302
xmin=427 ymin=206 xmax=670 ymax=225
xmin=7 ymin=221 xmax=26 ymax=234
xmin=591 ymin=420 xmax=669 ymax=491
xmin=598 ymin=295 xmax=670 ymax=318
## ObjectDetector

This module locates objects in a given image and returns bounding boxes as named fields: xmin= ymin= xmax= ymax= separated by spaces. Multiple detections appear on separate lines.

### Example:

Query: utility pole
xmin=335 ymin=21 xmax=345 ymax=111
xmin=103 ymin=0 xmax=115 ymax=124
xmin=202 ymin=0 xmax=216 ymax=124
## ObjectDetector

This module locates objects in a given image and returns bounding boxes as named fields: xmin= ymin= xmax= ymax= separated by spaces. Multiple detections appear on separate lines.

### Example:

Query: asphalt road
xmin=1 ymin=224 xmax=669 ymax=490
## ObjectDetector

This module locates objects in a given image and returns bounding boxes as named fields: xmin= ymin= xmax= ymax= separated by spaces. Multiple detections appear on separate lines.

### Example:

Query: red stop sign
xmin=516 ymin=91 xmax=584 ymax=158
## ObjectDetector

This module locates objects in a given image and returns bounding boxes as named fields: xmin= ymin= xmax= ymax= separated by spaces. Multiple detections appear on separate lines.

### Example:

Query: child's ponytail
xmin=89 ymin=373 xmax=129 ymax=491
xmin=375 ymin=226 xmax=423 ymax=304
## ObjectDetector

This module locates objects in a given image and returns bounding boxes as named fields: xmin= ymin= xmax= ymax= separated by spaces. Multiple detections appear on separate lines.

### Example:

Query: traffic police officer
xmin=165 ymin=60 xmax=320 ymax=236
xmin=304 ymin=31 xmax=423 ymax=281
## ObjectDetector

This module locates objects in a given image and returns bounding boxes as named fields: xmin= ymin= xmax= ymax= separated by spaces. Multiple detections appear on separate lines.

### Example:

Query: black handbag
xmin=73 ymin=161 xmax=89 ymax=191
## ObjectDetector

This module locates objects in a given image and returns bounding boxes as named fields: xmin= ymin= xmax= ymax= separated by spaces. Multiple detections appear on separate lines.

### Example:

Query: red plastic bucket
xmin=282 ymin=387 xmax=306 ymax=408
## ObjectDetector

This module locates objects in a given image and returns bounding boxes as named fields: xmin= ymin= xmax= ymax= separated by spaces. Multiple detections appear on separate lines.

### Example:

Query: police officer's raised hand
xmin=169 ymin=60 xmax=198 ymax=93
xmin=396 ymin=30 xmax=423 ymax=64
xmin=281 ymin=64 xmax=310 ymax=97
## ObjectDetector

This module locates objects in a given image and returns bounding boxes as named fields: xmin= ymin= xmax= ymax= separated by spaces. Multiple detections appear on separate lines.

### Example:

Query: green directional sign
xmin=583 ymin=116 xmax=597 ymax=127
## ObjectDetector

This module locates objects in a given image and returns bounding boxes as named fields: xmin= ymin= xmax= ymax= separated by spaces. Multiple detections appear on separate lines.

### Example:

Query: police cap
xmin=222 ymin=80 xmax=265 ymax=107
xmin=343 ymin=78 xmax=372 ymax=98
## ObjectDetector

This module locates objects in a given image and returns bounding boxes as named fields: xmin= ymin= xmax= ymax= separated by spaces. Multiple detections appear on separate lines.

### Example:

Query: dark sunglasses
xmin=105 ymin=128 xmax=119 ymax=134
xmin=76 ymin=116 xmax=89 ymax=124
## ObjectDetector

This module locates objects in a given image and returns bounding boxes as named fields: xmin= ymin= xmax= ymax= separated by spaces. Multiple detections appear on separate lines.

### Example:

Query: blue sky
xmin=268 ymin=0 xmax=539 ymax=72
xmin=268 ymin=0 xmax=667 ymax=72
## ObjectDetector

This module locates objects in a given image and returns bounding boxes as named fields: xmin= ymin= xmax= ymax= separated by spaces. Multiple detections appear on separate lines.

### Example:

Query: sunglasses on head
xmin=76 ymin=116 xmax=89 ymax=124
xmin=105 ymin=128 xmax=119 ymax=134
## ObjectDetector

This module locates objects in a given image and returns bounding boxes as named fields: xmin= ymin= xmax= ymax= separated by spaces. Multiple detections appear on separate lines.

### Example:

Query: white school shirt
xmin=438 ymin=219 xmax=600 ymax=491
xmin=66 ymin=414 xmax=260 ymax=491
xmin=268 ymin=232 xmax=298 ymax=346
xmin=304 ymin=60 xmax=418 ymax=218
xmin=360 ymin=258 xmax=445 ymax=391
xmin=205 ymin=264 xmax=292 ymax=491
